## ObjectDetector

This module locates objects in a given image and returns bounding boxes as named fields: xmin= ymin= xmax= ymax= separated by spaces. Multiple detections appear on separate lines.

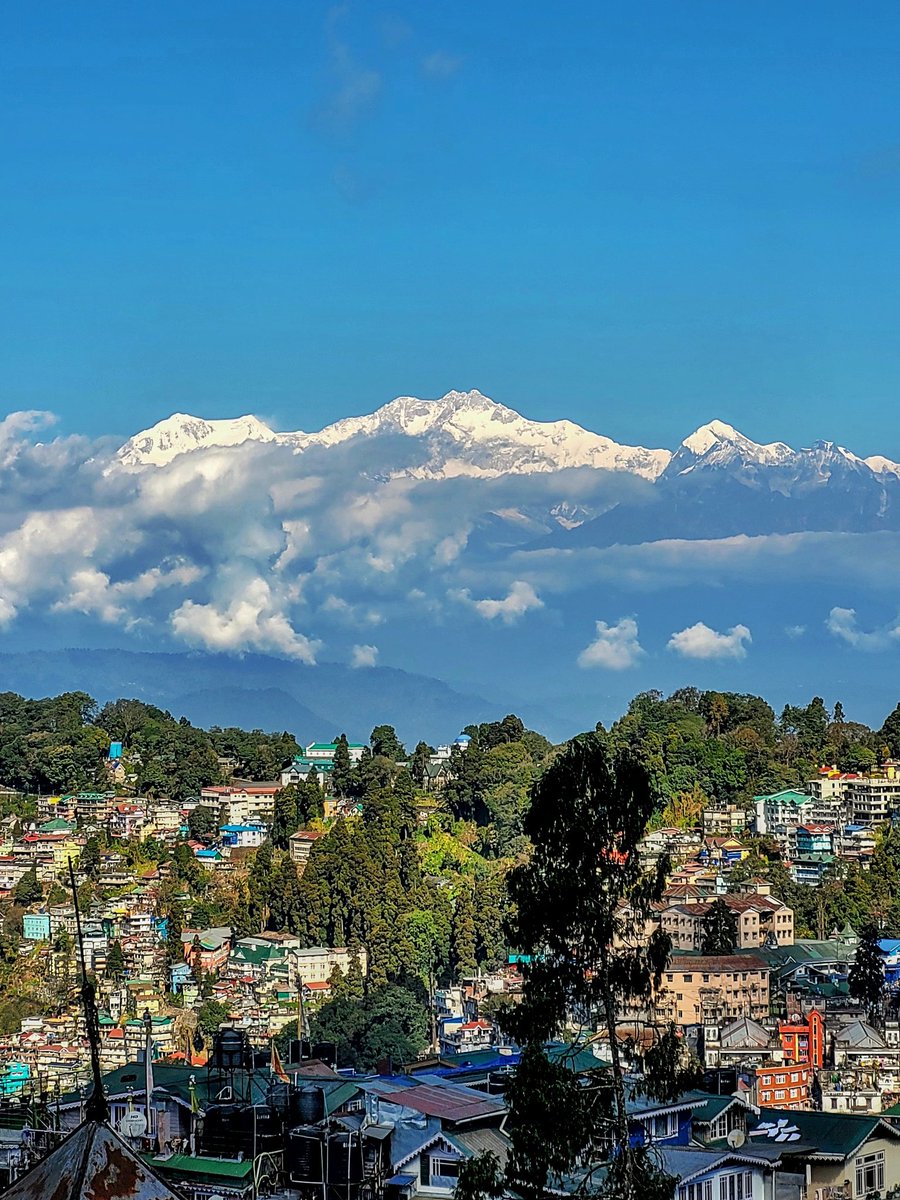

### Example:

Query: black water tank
xmin=201 ymin=1104 xmax=239 ymax=1157
xmin=212 ymin=1027 xmax=250 ymax=1071
xmin=328 ymin=1130 xmax=364 ymax=1187
xmin=487 ymin=1069 xmax=512 ymax=1094
xmin=242 ymin=1105 xmax=282 ymax=1154
xmin=287 ymin=1125 xmax=327 ymax=1183
xmin=296 ymin=1084 xmax=326 ymax=1125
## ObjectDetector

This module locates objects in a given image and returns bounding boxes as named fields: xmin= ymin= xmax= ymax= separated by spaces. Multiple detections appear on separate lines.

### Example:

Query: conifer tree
xmin=849 ymin=921 xmax=885 ymax=1020
xmin=105 ymin=939 xmax=125 ymax=980
xmin=332 ymin=734 xmax=353 ymax=796
xmin=451 ymin=885 xmax=478 ymax=978
xmin=699 ymin=898 xmax=738 ymax=955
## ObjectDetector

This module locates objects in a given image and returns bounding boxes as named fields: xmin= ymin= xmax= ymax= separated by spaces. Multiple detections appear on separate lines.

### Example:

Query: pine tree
xmin=271 ymin=786 xmax=301 ymax=850
xmin=370 ymin=725 xmax=406 ymax=761
xmin=332 ymin=734 xmax=353 ymax=797
xmin=451 ymin=886 xmax=478 ymax=978
xmin=849 ymin=921 xmax=885 ymax=1020
xmin=105 ymin=939 xmax=125 ymax=980
xmin=699 ymin=899 xmax=738 ymax=955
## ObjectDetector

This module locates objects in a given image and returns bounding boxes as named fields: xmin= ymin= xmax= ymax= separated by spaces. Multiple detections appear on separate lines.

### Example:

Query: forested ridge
xmin=4 ymin=686 xmax=900 ymax=1063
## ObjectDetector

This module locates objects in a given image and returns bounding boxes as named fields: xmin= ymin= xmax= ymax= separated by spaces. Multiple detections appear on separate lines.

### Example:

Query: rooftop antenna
xmin=67 ymin=855 xmax=109 ymax=1123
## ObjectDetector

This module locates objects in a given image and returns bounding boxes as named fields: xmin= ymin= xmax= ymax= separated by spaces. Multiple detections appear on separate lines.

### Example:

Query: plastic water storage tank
xmin=287 ymin=1125 xmax=327 ymax=1184
xmin=327 ymin=1129 xmax=364 ymax=1193
xmin=296 ymin=1084 xmax=326 ymax=1126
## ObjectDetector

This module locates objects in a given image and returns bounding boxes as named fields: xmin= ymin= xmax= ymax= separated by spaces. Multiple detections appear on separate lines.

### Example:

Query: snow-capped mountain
xmin=116 ymin=390 xmax=671 ymax=480
xmin=118 ymin=413 xmax=279 ymax=466
xmin=114 ymin=392 xmax=900 ymax=546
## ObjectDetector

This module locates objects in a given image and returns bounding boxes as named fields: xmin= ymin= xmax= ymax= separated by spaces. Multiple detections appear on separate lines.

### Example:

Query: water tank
xmin=201 ymin=1105 xmax=239 ymax=1157
xmin=328 ymin=1130 xmax=364 ymax=1188
xmin=296 ymin=1084 xmax=326 ymax=1126
xmin=287 ymin=1125 xmax=327 ymax=1183
xmin=487 ymin=1069 xmax=512 ymax=1094
xmin=240 ymin=1104 xmax=282 ymax=1154
xmin=212 ymin=1027 xmax=251 ymax=1071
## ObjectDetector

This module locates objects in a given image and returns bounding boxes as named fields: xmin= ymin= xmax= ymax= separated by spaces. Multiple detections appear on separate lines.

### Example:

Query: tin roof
xmin=1 ymin=1120 xmax=180 ymax=1199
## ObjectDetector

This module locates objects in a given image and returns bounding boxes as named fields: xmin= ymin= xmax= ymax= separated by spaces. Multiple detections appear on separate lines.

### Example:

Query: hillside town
xmin=1 ymin=692 xmax=900 ymax=1198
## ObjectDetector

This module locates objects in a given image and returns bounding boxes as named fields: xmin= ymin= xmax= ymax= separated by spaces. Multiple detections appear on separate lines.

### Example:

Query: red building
xmin=755 ymin=1061 xmax=814 ymax=1110
xmin=779 ymin=1008 xmax=825 ymax=1068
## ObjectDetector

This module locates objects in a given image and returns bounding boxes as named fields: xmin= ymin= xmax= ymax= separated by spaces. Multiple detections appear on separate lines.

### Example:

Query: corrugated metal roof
xmin=1 ymin=1121 xmax=180 ymax=1199
xmin=379 ymin=1083 xmax=503 ymax=1123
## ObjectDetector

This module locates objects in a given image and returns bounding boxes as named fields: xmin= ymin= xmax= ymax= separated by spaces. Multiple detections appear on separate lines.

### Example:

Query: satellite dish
xmin=117 ymin=1111 xmax=147 ymax=1138
xmin=727 ymin=1129 xmax=746 ymax=1148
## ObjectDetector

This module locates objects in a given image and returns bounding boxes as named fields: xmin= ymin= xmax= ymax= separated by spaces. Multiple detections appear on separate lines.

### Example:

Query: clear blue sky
xmin=4 ymin=1 xmax=900 ymax=454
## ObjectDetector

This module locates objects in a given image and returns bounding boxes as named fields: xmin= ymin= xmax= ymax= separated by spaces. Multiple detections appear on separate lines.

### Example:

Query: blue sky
xmin=4 ymin=1 xmax=900 ymax=455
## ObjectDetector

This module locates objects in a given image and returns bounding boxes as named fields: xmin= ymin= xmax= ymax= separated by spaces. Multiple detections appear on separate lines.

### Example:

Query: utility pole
xmin=143 ymin=1007 xmax=154 ymax=1145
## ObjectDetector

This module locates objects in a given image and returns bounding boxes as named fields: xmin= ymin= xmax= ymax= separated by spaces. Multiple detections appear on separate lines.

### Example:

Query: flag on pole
xmin=271 ymin=1040 xmax=290 ymax=1083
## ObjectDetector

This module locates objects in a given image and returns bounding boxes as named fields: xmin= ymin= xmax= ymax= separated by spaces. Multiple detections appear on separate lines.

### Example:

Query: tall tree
xmin=451 ymin=885 xmax=478 ymax=979
xmin=498 ymin=732 xmax=681 ymax=1200
xmin=370 ymin=725 xmax=406 ymax=761
xmin=849 ymin=922 xmax=885 ymax=1020
xmin=699 ymin=899 xmax=738 ymax=955
xmin=332 ymin=734 xmax=353 ymax=797
xmin=105 ymin=939 xmax=125 ymax=980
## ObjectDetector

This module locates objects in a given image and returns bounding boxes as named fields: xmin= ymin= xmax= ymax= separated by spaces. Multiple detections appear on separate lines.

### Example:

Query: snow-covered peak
xmin=679 ymin=420 xmax=795 ymax=467
xmin=118 ymin=413 xmax=280 ymax=467
xmin=289 ymin=389 xmax=672 ymax=480
xmin=865 ymin=454 xmax=900 ymax=479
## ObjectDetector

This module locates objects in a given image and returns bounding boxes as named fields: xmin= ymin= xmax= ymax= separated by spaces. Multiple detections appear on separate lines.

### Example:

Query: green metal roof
xmin=753 ymin=790 xmax=812 ymax=805
xmin=145 ymin=1153 xmax=253 ymax=1180
xmin=748 ymin=1107 xmax=900 ymax=1158
xmin=681 ymin=1092 xmax=743 ymax=1124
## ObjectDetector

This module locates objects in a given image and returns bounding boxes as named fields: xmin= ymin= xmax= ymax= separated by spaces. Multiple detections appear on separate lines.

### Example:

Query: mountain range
xmin=1 ymin=388 xmax=899 ymax=737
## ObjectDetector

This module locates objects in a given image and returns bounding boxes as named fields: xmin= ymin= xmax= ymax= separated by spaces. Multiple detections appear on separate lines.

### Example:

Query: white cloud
xmin=577 ymin=617 xmax=644 ymax=670
xmin=826 ymin=606 xmax=900 ymax=650
xmin=785 ymin=624 xmax=806 ymax=639
xmin=461 ymin=580 xmax=544 ymax=625
xmin=170 ymin=576 xmax=321 ymax=662
xmin=350 ymin=643 xmax=378 ymax=668
xmin=668 ymin=621 xmax=752 ymax=660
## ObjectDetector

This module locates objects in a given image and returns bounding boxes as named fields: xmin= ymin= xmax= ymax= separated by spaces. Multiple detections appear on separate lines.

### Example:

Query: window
xmin=678 ymin=1182 xmax=713 ymax=1200
xmin=774 ymin=1090 xmax=785 ymax=1100
xmin=855 ymin=1151 xmax=884 ymax=1196
xmin=718 ymin=1172 xmax=753 ymax=1200
xmin=652 ymin=1112 xmax=679 ymax=1140
xmin=429 ymin=1156 xmax=460 ymax=1182
xmin=775 ymin=1074 xmax=786 ymax=1084
xmin=683 ymin=974 xmax=693 ymax=982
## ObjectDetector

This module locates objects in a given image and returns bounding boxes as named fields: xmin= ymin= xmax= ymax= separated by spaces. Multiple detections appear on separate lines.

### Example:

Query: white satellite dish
xmin=118 ymin=1111 xmax=147 ymax=1138
xmin=727 ymin=1129 xmax=746 ymax=1148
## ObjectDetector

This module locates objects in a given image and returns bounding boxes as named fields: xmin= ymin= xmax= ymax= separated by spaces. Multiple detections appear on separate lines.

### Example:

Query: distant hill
xmin=0 ymin=649 xmax=500 ymax=745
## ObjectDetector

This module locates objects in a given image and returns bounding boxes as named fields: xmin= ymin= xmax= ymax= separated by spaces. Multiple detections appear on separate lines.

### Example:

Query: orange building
xmin=755 ymin=1060 xmax=813 ymax=1110
xmin=779 ymin=1007 xmax=825 ymax=1068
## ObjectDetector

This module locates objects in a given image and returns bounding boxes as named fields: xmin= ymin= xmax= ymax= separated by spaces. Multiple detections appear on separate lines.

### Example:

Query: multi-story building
xmin=660 ymin=882 xmax=794 ymax=951
xmin=219 ymin=823 xmax=268 ymax=849
xmin=753 ymin=1060 xmax=814 ymax=1110
xmin=753 ymin=790 xmax=816 ymax=837
xmin=655 ymin=955 xmax=770 ymax=1024
xmin=288 ymin=829 xmax=325 ymax=871
xmin=198 ymin=784 xmax=279 ymax=825
xmin=280 ymin=741 xmax=367 ymax=788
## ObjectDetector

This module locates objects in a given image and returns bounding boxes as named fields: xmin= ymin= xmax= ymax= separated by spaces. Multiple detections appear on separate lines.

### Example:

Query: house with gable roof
xmin=745 ymin=1106 xmax=900 ymax=1199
